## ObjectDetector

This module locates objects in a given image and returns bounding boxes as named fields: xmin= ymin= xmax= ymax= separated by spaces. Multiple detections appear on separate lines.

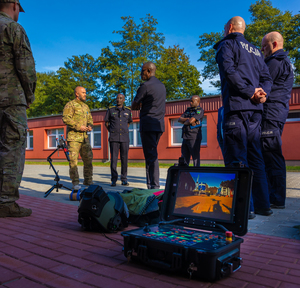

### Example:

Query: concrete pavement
xmin=20 ymin=164 xmax=300 ymax=240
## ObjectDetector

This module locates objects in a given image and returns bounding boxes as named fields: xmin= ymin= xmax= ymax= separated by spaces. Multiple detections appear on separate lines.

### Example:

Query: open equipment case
xmin=122 ymin=163 xmax=253 ymax=281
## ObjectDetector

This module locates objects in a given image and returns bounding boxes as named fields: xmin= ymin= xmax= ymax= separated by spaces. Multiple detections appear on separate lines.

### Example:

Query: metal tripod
xmin=44 ymin=142 xmax=72 ymax=198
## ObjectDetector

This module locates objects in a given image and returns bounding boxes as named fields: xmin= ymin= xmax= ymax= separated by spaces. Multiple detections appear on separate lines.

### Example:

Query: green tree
xmin=99 ymin=14 xmax=165 ymax=106
xmin=62 ymin=54 xmax=102 ymax=107
xmin=27 ymin=54 xmax=102 ymax=118
xmin=197 ymin=0 xmax=300 ymax=88
xmin=156 ymin=45 xmax=203 ymax=100
xmin=197 ymin=32 xmax=222 ymax=89
xmin=27 ymin=72 xmax=55 ymax=118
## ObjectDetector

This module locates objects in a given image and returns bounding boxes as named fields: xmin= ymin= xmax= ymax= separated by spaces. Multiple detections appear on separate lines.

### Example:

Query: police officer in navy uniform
xmin=132 ymin=62 xmax=166 ymax=189
xmin=261 ymin=32 xmax=294 ymax=209
xmin=105 ymin=93 xmax=132 ymax=186
xmin=214 ymin=16 xmax=273 ymax=217
xmin=178 ymin=95 xmax=204 ymax=166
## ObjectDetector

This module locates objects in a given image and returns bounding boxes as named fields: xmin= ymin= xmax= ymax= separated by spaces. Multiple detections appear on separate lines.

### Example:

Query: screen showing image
xmin=173 ymin=171 xmax=237 ymax=223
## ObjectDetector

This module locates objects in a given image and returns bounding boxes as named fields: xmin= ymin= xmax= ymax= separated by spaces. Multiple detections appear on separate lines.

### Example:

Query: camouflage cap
xmin=0 ymin=0 xmax=25 ymax=12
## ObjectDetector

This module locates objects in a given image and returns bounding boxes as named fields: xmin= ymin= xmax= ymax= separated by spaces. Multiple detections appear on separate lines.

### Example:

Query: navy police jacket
xmin=104 ymin=106 xmax=132 ymax=142
xmin=214 ymin=33 xmax=272 ymax=115
xmin=181 ymin=106 xmax=204 ymax=140
xmin=263 ymin=49 xmax=294 ymax=123
xmin=133 ymin=76 xmax=166 ymax=132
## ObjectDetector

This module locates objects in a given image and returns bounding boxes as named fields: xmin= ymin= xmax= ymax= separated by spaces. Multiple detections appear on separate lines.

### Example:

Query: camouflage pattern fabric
xmin=0 ymin=12 xmax=36 ymax=204
xmin=68 ymin=140 xmax=93 ymax=185
xmin=0 ymin=106 xmax=27 ymax=203
xmin=0 ymin=12 xmax=36 ymax=107
xmin=62 ymin=99 xmax=93 ymax=142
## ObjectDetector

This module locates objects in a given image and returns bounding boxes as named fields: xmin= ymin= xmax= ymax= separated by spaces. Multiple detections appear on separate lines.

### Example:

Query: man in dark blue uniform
xmin=214 ymin=16 xmax=273 ymax=217
xmin=178 ymin=95 xmax=204 ymax=166
xmin=105 ymin=93 xmax=132 ymax=186
xmin=261 ymin=31 xmax=294 ymax=209
xmin=132 ymin=62 xmax=166 ymax=189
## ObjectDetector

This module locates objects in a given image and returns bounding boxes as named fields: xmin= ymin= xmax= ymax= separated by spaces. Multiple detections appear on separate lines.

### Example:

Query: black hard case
xmin=122 ymin=165 xmax=252 ymax=281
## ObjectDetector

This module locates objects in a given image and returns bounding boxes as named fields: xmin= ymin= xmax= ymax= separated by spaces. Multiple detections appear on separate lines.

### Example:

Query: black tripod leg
xmin=62 ymin=185 xmax=72 ymax=191
xmin=44 ymin=186 xmax=56 ymax=198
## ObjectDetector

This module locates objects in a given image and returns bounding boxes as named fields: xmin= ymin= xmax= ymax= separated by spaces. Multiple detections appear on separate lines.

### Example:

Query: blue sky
xmin=19 ymin=0 xmax=299 ymax=94
xmin=190 ymin=172 xmax=236 ymax=188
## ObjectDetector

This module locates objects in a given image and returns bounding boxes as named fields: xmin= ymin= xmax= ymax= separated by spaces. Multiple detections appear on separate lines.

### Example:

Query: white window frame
xmin=47 ymin=128 xmax=64 ymax=149
xmin=26 ymin=130 xmax=33 ymax=150
xmin=170 ymin=116 xmax=207 ymax=146
xmin=129 ymin=122 xmax=142 ymax=147
xmin=87 ymin=125 xmax=101 ymax=148
xmin=170 ymin=119 xmax=183 ymax=146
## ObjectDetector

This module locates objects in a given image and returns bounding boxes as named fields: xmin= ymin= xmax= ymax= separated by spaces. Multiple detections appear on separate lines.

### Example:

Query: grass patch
xmin=24 ymin=161 xmax=300 ymax=171
xmin=25 ymin=161 xmax=224 ymax=169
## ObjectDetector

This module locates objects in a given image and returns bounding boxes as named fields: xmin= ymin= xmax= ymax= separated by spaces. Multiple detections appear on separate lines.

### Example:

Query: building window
xmin=129 ymin=122 xmax=142 ymax=147
xmin=47 ymin=128 xmax=64 ymax=149
xmin=170 ymin=116 xmax=207 ymax=146
xmin=286 ymin=111 xmax=300 ymax=122
xmin=88 ymin=125 xmax=101 ymax=148
xmin=171 ymin=119 xmax=183 ymax=146
xmin=202 ymin=116 xmax=207 ymax=145
xmin=26 ymin=130 xmax=33 ymax=149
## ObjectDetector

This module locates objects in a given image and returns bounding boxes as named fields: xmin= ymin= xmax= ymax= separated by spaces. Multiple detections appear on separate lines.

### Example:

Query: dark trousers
xmin=261 ymin=119 xmax=286 ymax=206
xmin=140 ymin=131 xmax=162 ymax=189
xmin=110 ymin=141 xmax=129 ymax=182
xmin=181 ymin=138 xmax=201 ymax=167
xmin=223 ymin=111 xmax=269 ymax=210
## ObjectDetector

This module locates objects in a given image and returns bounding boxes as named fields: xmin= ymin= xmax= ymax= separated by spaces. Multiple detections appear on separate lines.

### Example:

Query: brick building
xmin=25 ymin=87 xmax=300 ymax=164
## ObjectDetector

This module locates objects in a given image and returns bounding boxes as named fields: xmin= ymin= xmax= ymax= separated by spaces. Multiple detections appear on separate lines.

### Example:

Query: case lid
xmin=161 ymin=165 xmax=253 ymax=236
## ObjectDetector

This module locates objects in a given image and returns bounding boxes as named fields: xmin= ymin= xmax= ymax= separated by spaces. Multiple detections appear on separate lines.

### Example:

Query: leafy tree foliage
xmin=99 ymin=14 xmax=165 ymax=106
xmin=27 ymin=54 xmax=102 ymax=117
xmin=156 ymin=45 xmax=203 ymax=100
xmin=197 ymin=0 xmax=300 ymax=88
xmin=197 ymin=32 xmax=222 ymax=89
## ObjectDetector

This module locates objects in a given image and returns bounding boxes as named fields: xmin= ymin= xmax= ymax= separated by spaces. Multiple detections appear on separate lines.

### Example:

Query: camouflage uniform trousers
xmin=0 ymin=105 xmax=27 ymax=204
xmin=68 ymin=139 xmax=93 ymax=185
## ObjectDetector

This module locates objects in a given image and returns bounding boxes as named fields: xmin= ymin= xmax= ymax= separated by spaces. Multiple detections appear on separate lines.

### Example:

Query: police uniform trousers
xmin=261 ymin=119 xmax=286 ymax=206
xmin=0 ymin=105 xmax=27 ymax=203
xmin=68 ymin=139 xmax=93 ymax=185
xmin=223 ymin=111 xmax=270 ymax=210
xmin=181 ymin=138 xmax=201 ymax=167
xmin=110 ymin=141 xmax=129 ymax=182
xmin=140 ymin=131 xmax=162 ymax=189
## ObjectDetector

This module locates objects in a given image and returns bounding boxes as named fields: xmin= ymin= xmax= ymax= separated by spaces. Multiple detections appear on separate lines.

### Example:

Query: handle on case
xmin=137 ymin=245 xmax=182 ymax=271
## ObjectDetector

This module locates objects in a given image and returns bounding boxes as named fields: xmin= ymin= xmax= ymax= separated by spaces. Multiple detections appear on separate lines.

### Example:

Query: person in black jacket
xmin=132 ymin=62 xmax=166 ymax=189
xmin=178 ymin=95 xmax=204 ymax=167
xmin=105 ymin=93 xmax=132 ymax=186
xmin=214 ymin=16 xmax=273 ymax=217
xmin=261 ymin=31 xmax=294 ymax=209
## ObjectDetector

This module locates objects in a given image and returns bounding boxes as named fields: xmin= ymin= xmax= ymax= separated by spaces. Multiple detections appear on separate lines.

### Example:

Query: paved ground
xmin=0 ymin=164 xmax=299 ymax=288
xmin=20 ymin=164 xmax=300 ymax=240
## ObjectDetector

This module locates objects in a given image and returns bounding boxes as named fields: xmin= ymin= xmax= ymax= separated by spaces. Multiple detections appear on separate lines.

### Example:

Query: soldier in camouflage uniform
xmin=0 ymin=0 xmax=36 ymax=218
xmin=62 ymin=87 xmax=94 ymax=190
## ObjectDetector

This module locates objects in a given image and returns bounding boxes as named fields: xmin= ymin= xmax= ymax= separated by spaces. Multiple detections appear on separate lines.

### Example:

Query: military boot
xmin=83 ymin=180 xmax=93 ymax=186
xmin=0 ymin=202 xmax=32 ymax=218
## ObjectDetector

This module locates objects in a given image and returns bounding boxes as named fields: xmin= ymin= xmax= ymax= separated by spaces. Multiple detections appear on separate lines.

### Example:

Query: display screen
xmin=173 ymin=171 xmax=238 ymax=223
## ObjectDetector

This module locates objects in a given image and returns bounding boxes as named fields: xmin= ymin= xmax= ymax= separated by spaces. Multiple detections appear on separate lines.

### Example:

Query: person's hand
xmin=87 ymin=126 xmax=93 ymax=132
xmin=80 ymin=125 xmax=88 ymax=132
xmin=251 ymin=88 xmax=266 ymax=104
